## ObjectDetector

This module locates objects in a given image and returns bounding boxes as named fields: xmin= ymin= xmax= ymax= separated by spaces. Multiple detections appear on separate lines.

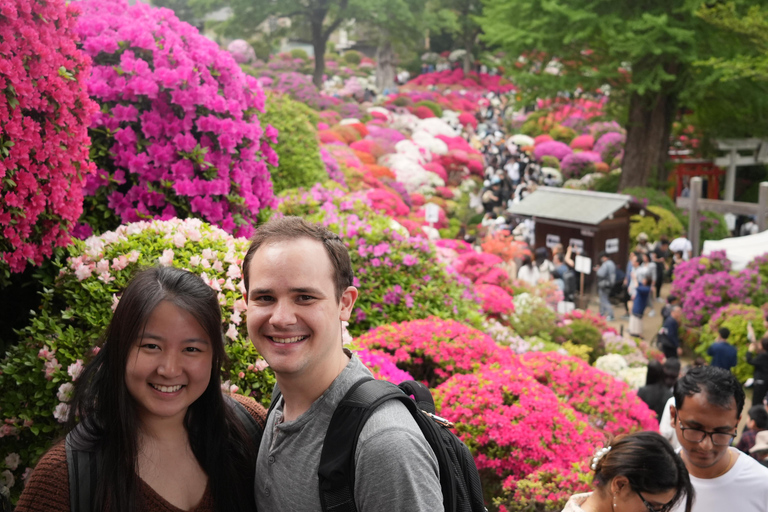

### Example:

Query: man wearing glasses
xmin=669 ymin=366 xmax=768 ymax=511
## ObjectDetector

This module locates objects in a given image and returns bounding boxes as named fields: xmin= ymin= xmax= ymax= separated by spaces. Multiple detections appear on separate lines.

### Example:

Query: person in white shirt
xmin=669 ymin=233 xmax=693 ymax=261
xmin=669 ymin=366 xmax=768 ymax=512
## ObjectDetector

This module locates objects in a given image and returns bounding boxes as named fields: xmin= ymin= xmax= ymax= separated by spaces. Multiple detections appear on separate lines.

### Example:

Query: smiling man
xmin=242 ymin=216 xmax=442 ymax=511
xmin=669 ymin=366 xmax=768 ymax=512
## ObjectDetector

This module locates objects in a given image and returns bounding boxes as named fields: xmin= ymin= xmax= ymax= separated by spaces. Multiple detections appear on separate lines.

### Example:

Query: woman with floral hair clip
xmin=562 ymin=431 xmax=694 ymax=512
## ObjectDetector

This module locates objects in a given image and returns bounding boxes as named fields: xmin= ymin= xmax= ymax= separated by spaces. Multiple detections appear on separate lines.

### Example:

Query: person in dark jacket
xmin=660 ymin=306 xmax=683 ymax=360
xmin=638 ymin=360 xmax=674 ymax=423
xmin=747 ymin=335 xmax=768 ymax=407
xmin=707 ymin=327 xmax=737 ymax=371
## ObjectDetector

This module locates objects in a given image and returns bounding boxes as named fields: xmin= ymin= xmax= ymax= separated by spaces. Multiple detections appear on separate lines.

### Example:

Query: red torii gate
xmin=669 ymin=158 xmax=725 ymax=199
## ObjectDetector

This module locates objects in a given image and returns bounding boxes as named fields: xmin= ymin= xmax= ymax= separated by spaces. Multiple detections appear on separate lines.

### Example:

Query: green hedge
xmin=261 ymin=92 xmax=327 ymax=193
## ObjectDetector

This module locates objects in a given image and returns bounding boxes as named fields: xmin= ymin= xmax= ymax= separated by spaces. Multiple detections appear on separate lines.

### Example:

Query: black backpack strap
xmin=398 ymin=380 xmax=436 ymax=414
xmin=65 ymin=429 xmax=100 ymax=512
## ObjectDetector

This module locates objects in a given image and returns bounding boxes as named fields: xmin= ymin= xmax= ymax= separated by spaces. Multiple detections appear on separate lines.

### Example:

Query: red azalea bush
xmin=481 ymin=230 xmax=531 ymax=262
xmin=356 ymin=317 xmax=507 ymax=387
xmin=519 ymin=352 xmax=657 ymax=435
xmin=0 ymin=0 xmax=98 ymax=274
xmin=434 ymin=363 xmax=602 ymax=502
xmin=76 ymin=0 xmax=277 ymax=238
xmin=569 ymin=134 xmax=594 ymax=151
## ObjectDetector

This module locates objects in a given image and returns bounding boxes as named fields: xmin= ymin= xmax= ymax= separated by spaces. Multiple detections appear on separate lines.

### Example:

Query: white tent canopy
xmin=702 ymin=229 xmax=768 ymax=271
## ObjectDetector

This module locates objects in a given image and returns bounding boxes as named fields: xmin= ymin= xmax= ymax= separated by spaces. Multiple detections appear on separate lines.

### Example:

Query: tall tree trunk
xmin=376 ymin=39 xmax=395 ymax=92
xmin=619 ymin=89 xmax=678 ymax=190
xmin=463 ymin=35 xmax=473 ymax=74
xmin=311 ymin=18 xmax=327 ymax=88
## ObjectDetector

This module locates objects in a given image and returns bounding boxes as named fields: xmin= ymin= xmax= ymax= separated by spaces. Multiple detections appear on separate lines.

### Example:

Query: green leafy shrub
xmin=622 ymin=187 xmax=684 ymax=224
xmin=290 ymin=48 xmax=309 ymax=60
xmin=696 ymin=304 xmax=767 ymax=383
xmin=0 ymin=218 xmax=275 ymax=498
xmin=342 ymin=50 xmax=362 ymax=65
xmin=415 ymin=100 xmax=443 ymax=118
xmin=278 ymin=183 xmax=483 ymax=335
xmin=629 ymin=205 xmax=684 ymax=243
xmin=554 ymin=319 xmax=604 ymax=364
xmin=261 ymin=92 xmax=327 ymax=192
xmin=548 ymin=124 xmax=577 ymax=144
xmin=506 ymin=293 xmax=559 ymax=338
xmin=696 ymin=211 xmax=730 ymax=246
xmin=592 ymin=172 xmax=620 ymax=192
xmin=540 ymin=155 xmax=561 ymax=170
xmin=392 ymin=96 xmax=413 ymax=107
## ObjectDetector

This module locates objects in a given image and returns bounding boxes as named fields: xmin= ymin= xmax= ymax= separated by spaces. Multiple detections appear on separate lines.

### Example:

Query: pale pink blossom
xmin=95 ymin=259 xmax=110 ymax=274
xmin=201 ymin=259 xmax=211 ymax=269
xmin=1 ymin=469 xmax=15 ymax=489
xmin=172 ymin=232 xmax=187 ymax=247
xmin=37 ymin=346 xmax=55 ymax=360
xmin=0 ymin=425 xmax=17 ymax=438
xmin=97 ymin=271 xmax=115 ymax=283
xmin=190 ymin=255 xmax=202 ymax=267
xmin=127 ymin=250 xmax=140 ymax=263
xmin=254 ymin=358 xmax=269 ymax=371
xmin=4 ymin=453 xmax=21 ymax=471
xmin=227 ymin=264 xmax=242 ymax=279
xmin=230 ymin=310 xmax=242 ymax=325
xmin=238 ymin=371 xmax=245 ymax=379
xmin=44 ymin=358 xmax=61 ymax=380
xmin=74 ymin=264 xmax=93 ymax=281
xmin=21 ymin=467 xmax=32 ymax=482
xmin=53 ymin=403 xmax=70 ymax=423
xmin=158 ymin=249 xmax=174 ymax=266
xmin=67 ymin=360 xmax=84 ymax=381
xmin=233 ymin=299 xmax=247 ymax=313
xmin=212 ymin=260 xmax=224 ymax=272
xmin=57 ymin=383 xmax=75 ymax=402
xmin=202 ymin=248 xmax=215 ymax=260
xmin=111 ymin=293 xmax=120 ymax=312
xmin=225 ymin=324 xmax=238 ymax=340
xmin=223 ymin=278 xmax=236 ymax=291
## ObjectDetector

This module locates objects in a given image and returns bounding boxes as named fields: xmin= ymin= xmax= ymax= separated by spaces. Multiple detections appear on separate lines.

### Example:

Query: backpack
xmin=314 ymin=377 xmax=487 ymax=512
xmin=65 ymin=395 xmax=264 ymax=512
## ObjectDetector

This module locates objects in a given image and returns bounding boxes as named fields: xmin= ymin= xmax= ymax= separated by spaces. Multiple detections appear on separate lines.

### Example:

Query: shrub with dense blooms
xmin=533 ymin=140 xmax=572 ymax=162
xmin=697 ymin=304 xmax=767 ymax=382
xmin=0 ymin=0 xmax=98 ymax=275
xmin=356 ymin=317 xmax=507 ymax=387
xmin=681 ymin=271 xmax=752 ymax=327
xmin=76 ymin=0 xmax=277 ymax=237
xmin=519 ymin=352 xmax=657 ymax=435
xmin=278 ymin=184 xmax=482 ymax=335
xmin=0 ymin=218 xmax=275 ymax=500
xmin=745 ymin=254 xmax=768 ymax=306
xmin=507 ymin=293 xmax=559 ymax=338
xmin=434 ymin=363 xmax=603 ymax=503
xmin=671 ymin=251 xmax=732 ymax=299
xmin=495 ymin=462 xmax=592 ymax=512
xmin=356 ymin=348 xmax=414 ymax=383
xmin=593 ymin=131 xmax=625 ymax=164
xmin=560 ymin=151 xmax=602 ymax=180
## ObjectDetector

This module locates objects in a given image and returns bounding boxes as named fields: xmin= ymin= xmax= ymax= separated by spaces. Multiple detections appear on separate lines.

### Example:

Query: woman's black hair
xmin=521 ymin=254 xmax=532 ymax=267
xmin=68 ymin=266 xmax=257 ymax=512
xmin=591 ymin=431 xmax=694 ymax=512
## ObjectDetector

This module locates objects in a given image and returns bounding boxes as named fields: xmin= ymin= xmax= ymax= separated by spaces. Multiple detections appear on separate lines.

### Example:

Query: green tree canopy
xmin=478 ymin=0 xmax=766 ymax=189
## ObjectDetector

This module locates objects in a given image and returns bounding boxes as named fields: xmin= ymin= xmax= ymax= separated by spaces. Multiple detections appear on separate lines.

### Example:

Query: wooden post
xmin=759 ymin=182 xmax=768 ymax=232
xmin=689 ymin=177 xmax=702 ymax=257
xmin=724 ymin=149 xmax=737 ymax=202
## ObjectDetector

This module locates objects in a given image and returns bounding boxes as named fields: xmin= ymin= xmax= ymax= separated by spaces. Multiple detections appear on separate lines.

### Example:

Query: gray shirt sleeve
xmin=354 ymin=400 xmax=443 ymax=512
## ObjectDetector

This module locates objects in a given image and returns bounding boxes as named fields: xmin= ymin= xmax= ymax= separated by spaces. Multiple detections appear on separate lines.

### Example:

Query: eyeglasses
xmin=677 ymin=420 xmax=736 ymax=446
xmin=636 ymin=489 xmax=674 ymax=512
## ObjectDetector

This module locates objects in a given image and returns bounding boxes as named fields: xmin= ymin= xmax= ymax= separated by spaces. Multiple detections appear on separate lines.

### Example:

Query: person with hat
xmin=749 ymin=430 xmax=768 ymax=468
xmin=636 ymin=232 xmax=653 ymax=253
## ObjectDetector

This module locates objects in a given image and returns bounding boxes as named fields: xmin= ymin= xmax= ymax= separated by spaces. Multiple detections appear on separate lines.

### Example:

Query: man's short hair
xmin=749 ymin=404 xmax=768 ymax=429
xmin=718 ymin=327 xmax=731 ymax=339
xmin=761 ymin=336 xmax=768 ymax=353
xmin=667 ymin=295 xmax=678 ymax=304
xmin=673 ymin=366 xmax=745 ymax=418
xmin=242 ymin=216 xmax=354 ymax=301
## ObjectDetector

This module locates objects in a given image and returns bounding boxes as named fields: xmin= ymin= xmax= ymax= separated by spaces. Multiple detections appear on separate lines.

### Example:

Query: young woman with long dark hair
xmin=16 ymin=267 xmax=264 ymax=511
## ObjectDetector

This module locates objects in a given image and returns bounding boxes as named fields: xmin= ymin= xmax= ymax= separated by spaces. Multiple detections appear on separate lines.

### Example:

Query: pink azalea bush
xmin=681 ymin=271 xmax=750 ymax=326
xmin=434 ymin=363 xmax=602 ymax=502
xmin=0 ymin=0 xmax=98 ymax=274
xmin=560 ymin=151 xmax=602 ymax=179
xmin=474 ymin=284 xmax=515 ymax=318
xmin=671 ymin=250 xmax=732 ymax=299
xmin=356 ymin=348 xmax=414 ymax=383
xmin=453 ymin=251 xmax=505 ymax=283
xmin=569 ymin=134 xmax=594 ymax=150
xmin=356 ymin=317 xmax=507 ymax=387
xmin=593 ymin=131 xmax=626 ymax=164
xmin=76 ymin=0 xmax=277 ymax=237
xmin=533 ymin=140 xmax=572 ymax=162
xmin=519 ymin=351 xmax=658 ymax=435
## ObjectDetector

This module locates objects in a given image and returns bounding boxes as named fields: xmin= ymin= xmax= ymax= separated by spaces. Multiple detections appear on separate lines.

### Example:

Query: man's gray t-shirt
xmin=255 ymin=353 xmax=442 ymax=511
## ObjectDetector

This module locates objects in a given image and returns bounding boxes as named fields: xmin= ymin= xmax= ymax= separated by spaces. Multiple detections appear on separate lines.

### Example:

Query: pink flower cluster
xmin=407 ymin=69 xmax=515 ymax=93
xmin=0 ymin=0 xmax=98 ymax=273
xmin=533 ymin=140 xmax=573 ymax=162
xmin=357 ymin=348 xmax=415 ymax=384
xmin=356 ymin=317 xmax=507 ymax=387
xmin=560 ymin=151 xmax=602 ymax=179
xmin=75 ymin=0 xmax=277 ymax=237
xmin=519 ymin=351 xmax=657 ymax=435
xmin=670 ymin=251 xmax=732 ymax=299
